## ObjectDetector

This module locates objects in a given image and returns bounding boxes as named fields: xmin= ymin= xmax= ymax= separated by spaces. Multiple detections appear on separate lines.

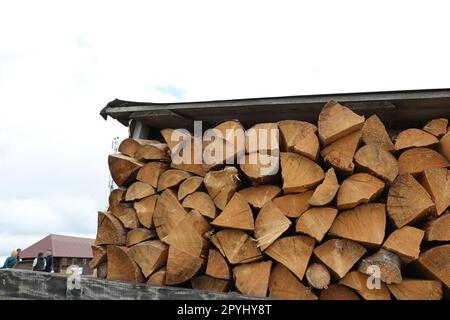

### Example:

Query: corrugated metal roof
xmin=20 ymin=234 xmax=94 ymax=259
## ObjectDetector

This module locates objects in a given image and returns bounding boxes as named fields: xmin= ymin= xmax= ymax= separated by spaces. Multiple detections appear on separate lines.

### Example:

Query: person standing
xmin=45 ymin=250 xmax=53 ymax=272
xmin=32 ymin=252 xmax=46 ymax=272
xmin=16 ymin=248 xmax=21 ymax=262
xmin=1 ymin=251 xmax=18 ymax=269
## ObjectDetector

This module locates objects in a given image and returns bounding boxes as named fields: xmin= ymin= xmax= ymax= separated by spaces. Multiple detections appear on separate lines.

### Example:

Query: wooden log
xmin=134 ymin=143 xmax=170 ymax=162
xmin=157 ymin=169 xmax=192 ymax=192
xmin=255 ymin=201 xmax=292 ymax=251
xmin=273 ymin=191 xmax=313 ymax=218
xmin=424 ymin=212 xmax=450 ymax=241
xmin=90 ymin=245 xmax=106 ymax=269
xmin=153 ymin=189 xmax=187 ymax=242
xmin=329 ymin=203 xmax=386 ymax=246
xmin=313 ymin=239 xmax=366 ymax=279
xmin=309 ymin=168 xmax=339 ymax=206
xmin=387 ymin=174 xmax=435 ymax=228
xmin=438 ymin=132 xmax=450 ymax=161
xmin=245 ymin=123 xmax=279 ymax=154
xmin=95 ymin=212 xmax=127 ymax=245
xmin=165 ymin=247 xmax=205 ymax=285
xmin=361 ymin=114 xmax=395 ymax=152
xmin=318 ymin=100 xmax=365 ymax=146
xmin=388 ymin=279 xmax=443 ymax=300
xmin=118 ymin=138 xmax=162 ymax=158
xmin=320 ymin=130 xmax=362 ymax=174
xmin=269 ymin=263 xmax=317 ymax=300
xmin=278 ymin=120 xmax=317 ymax=152
xmin=204 ymin=166 xmax=241 ymax=210
xmin=354 ymin=144 xmax=399 ymax=183
xmin=96 ymin=262 xmax=107 ymax=279
xmin=398 ymin=147 xmax=449 ymax=175
xmin=128 ymin=240 xmax=168 ymax=277
xmin=239 ymin=153 xmax=279 ymax=186
xmin=339 ymin=271 xmax=391 ymax=300
xmin=295 ymin=207 xmax=338 ymax=242
xmin=233 ymin=261 xmax=272 ymax=297
xmin=395 ymin=128 xmax=439 ymax=150
xmin=178 ymin=176 xmax=203 ymax=201
xmin=134 ymin=195 xmax=158 ymax=229
xmin=106 ymin=245 xmax=145 ymax=283
xmin=160 ymin=128 xmax=188 ymax=154
xmin=209 ymin=233 xmax=226 ymax=257
xmin=280 ymin=152 xmax=324 ymax=193
xmin=108 ymin=188 xmax=125 ymax=208
xmin=293 ymin=132 xmax=320 ymax=161
xmin=265 ymin=235 xmax=315 ymax=280
xmin=126 ymin=228 xmax=156 ymax=246
xmin=125 ymin=181 xmax=155 ymax=201
xmin=147 ymin=267 xmax=166 ymax=286
xmin=238 ymin=185 xmax=281 ymax=209
xmin=185 ymin=210 xmax=213 ymax=239
xmin=108 ymin=153 xmax=143 ymax=187
xmin=182 ymin=192 xmax=217 ymax=219
xmin=214 ymin=229 xmax=262 ymax=264
xmin=416 ymin=244 xmax=450 ymax=289
xmin=382 ymin=226 xmax=424 ymax=264
xmin=358 ymin=249 xmax=402 ymax=284
xmin=191 ymin=275 xmax=229 ymax=293
xmin=423 ymin=118 xmax=448 ymax=138
xmin=319 ymin=284 xmax=360 ymax=300
xmin=305 ymin=263 xmax=331 ymax=290
xmin=109 ymin=203 xmax=140 ymax=229
xmin=337 ymin=173 xmax=384 ymax=210
xmin=171 ymin=162 xmax=208 ymax=177
xmin=136 ymin=162 xmax=169 ymax=188
xmin=205 ymin=249 xmax=230 ymax=280
xmin=419 ymin=168 xmax=450 ymax=215
xmin=211 ymin=193 xmax=254 ymax=231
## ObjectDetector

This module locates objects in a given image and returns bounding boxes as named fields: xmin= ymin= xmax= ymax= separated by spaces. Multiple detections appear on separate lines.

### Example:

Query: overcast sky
xmin=1 ymin=0 xmax=450 ymax=263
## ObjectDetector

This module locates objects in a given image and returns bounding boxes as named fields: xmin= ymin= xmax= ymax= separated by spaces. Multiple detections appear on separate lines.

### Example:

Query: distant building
xmin=19 ymin=234 xmax=94 ymax=275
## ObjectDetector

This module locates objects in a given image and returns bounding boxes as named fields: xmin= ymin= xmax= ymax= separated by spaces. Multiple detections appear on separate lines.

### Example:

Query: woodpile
xmin=92 ymin=100 xmax=450 ymax=300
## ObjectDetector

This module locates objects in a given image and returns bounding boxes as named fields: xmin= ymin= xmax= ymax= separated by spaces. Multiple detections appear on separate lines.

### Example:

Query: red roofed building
xmin=19 ymin=234 xmax=95 ymax=275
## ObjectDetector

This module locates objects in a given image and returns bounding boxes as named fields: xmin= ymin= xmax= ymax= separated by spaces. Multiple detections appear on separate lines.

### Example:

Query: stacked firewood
xmin=91 ymin=100 xmax=450 ymax=300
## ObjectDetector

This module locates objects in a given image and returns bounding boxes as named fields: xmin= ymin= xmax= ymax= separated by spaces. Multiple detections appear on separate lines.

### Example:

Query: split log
xmin=95 ymin=212 xmax=127 ymax=245
xmin=118 ymin=138 xmax=162 ymax=158
xmin=214 ymin=229 xmax=262 ymax=264
xmin=96 ymin=262 xmax=107 ymax=279
xmin=147 ymin=268 xmax=166 ymax=286
xmin=361 ymin=115 xmax=395 ymax=152
xmin=191 ymin=275 xmax=229 ymax=292
xmin=136 ymin=162 xmax=169 ymax=188
xmin=339 ymin=271 xmax=391 ymax=300
xmin=398 ymin=147 xmax=449 ymax=175
xmin=358 ymin=249 xmax=402 ymax=284
xmin=388 ymin=279 xmax=443 ymax=300
xmin=309 ymin=168 xmax=339 ymax=206
xmin=293 ymin=131 xmax=320 ymax=161
xmin=211 ymin=193 xmax=254 ymax=231
xmin=185 ymin=210 xmax=213 ymax=239
xmin=125 ymin=181 xmax=155 ymax=201
xmin=126 ymin=228 xmax=156 ymax=246
xmin=280 ymin=152 xmax=324 ymax=193
xmin=278 ymin=120 xmax=319 ymax=160
xmin=157 ymin=169 xmax=191 ymax=192
xmin=165 ymin=246 xmax=205 ymax=285
xmin=329 ymin=203 xmax=386 ymax=246
xmin=318 ymin=100 xmax=365 ymax=146
xmin=395 ymin=128 xmax=439 ymax=150
xmin=245 ymin=123 xmax=279 ymax=154
xmin=109 ymin=204 xmax=140 ymax=229
xmin=153 ymin=189 xmax=187 ymax=242
xmin=238 ymin=185 xmax=281 ymax=209
xmin=171 ymin=162 xmax=208 ymax=177
xmin=182 ymin=192 xmax=217 ymax=219
xmin=423 ymin=118 xmax=448 ymax=138
xmin=204 ymin=166 xmax=241 ymax=210
xmin=233 ymin=261 xmax=272 ymax=297
xmin=90 ymin=245 xmax=106 ymax=269
xmin=313 ymin=239 xmax=367 ymax=278
xmin=273 ymin=191 xmax=313 ymax=218
xmin=416 ymin=245 xmax=450 ymax=288
xmin=337 ymin=173 xmax=384 ymax=210
xmin=205 ymin=249 xmax=230 ymax=280
xmin=134 ymin=195 xmax=158 ymax=228
xmin=108 ymin=153 xmax=143 ymax=187
xmin=387 ymin=174 xmax=435 ymax=228
xmin=254 ymin=201 xmax=292 ymax=250
xmin=320 ymin=130 xmax=362 ymax=174
xmin=319 ymin=284 xmax=360 ymax=300
xmin=265 ymin=235 xmax=315 ymax=280
xmin=134 ymin=143 xmax=170 ymax=162
xmin=209 ymin=233 xmax=226 ymax=257
xmin=178 ymin=176 xmax=203 ymax=200
xmin=419 ymin=168 xmax=450 ymax=215
xmin=128 ymin=240 xmax=168 ymax=277
xmin=108 ymin=189 xmax=125 ymax=208
xmin=295 ymin=207 xmax=338 ymax=242
xmin=160 ymin=128 xmax=189 ymax=154
xmin=438 ymin=132 xmax=450 ymax=161
xmin=269 ymin=263 xmax=317 ymax=300
xmin=382 ymin=226 xmax=424 ymax=264
xmin=424 ymin=212 xmax=450 ymax=241
xmin=354 ymin=144 xmax=399 ymax=183
xmin=239 ymin=153 xmax=279 ymax=186
xmin=106 ymin=245 xmax=145 ymax=283
xmin=305 ymin=263 xmax=331 ymax=290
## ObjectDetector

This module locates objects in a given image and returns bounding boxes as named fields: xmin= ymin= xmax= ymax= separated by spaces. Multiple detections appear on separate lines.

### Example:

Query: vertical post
xmin=130 ymin=120 xmax=150 ymax=139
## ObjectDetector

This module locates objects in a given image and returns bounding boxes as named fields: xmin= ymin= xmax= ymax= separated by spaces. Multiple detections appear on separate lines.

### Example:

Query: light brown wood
xmin=108 ymin=153 xmax=143 ymax=187
xmin=278 ymin=120 xmax=317 ymax=151
xmin=191 ymin=275 xmax=229 ymax=292
xmin=388 ymin=279 xmax=443 ymax=300
xmin=361 ymin=115 xmax=395 ymax=152
xmin=160 ymin=128 xmax=191 ymax=154
xmin=147 ymin=267 xmax=166 ymax=285
xmin=125 ymin=181 xmax=155 ymax=201
xmin=419 ymin=168 xmax=450 ymax=215
xmin=293 ymin=131 xmax=320 ymax=161
xmin=382 ymin=226 xmax=424 ymax=264
xmin=214 ymin=229 xmax=262 ymax=264
xmin=90 ymin=245 xmax=106 ymax=269
xmin=320 ymin=130 xmax=362 ymax=174
xmin=136 ymin=162 xmax=169 ymax=188
xmin=269 ymin=263 xmax=317 ymax=300
xmin=233 ymin=260 xmax=272 ymax=297
xmin=329 ymin=203 xmax=386 ymax=246
xmin=134 ymin=195 xmax=158 ymax=229
xmin=126 ymin=228 xmax=156 ymax=246
xmin=109 ymin=204 xmax=140 ymax=229
xmin=339 ymin=271 xmax=391 ymax=300
xmin=255 ymin=201 xmax=292 ymax=251
xmin=238 ymin=185 xmax=281 ymax=209
xmin=395 ymin=128 xmax=439 ymax=150
xmin=106 ymin=245 xmax=145 ymax=283
xmin=387 ymin=174 xmax=435 ymax=228
xmin=423 ymin=118 xmax=448 ymax=138
xmin=354 ymin=144 xmax=399 ymax=183
xmin=182 ymin=192 xmax=217 ymax=219
xmin=416 ymin=244 xmax=450 ymax=288
xmin=438 ymin=132 xmax=450 ymax=161
xmin=273 ymin=191 xmax=313 ymax=218
xmin=314 ymin=239 xmax=367 ymax=278
xmin=211 ymin=192 xmax=254 ymax=231
xmin=128 ymin=240 xmax=168 ymax=277
xmin=205 ymin=249 xmax=230 ymax=280
xmin=318 ymin=100 xmax=365 ymax=146
xmin=280 ymin=152 xmax=324 ymax=193
xmin=337 ymin=173 xmax=384 ymax=210
xmin=185 ymin=210 xmax=213 ymax=239
xmin=398 ymin=147 xmax=449 ymax=175
xmin=245 ymin=123 xmax=279 ymax=154
xmin=319 ymin=284 xmax=360 ymax=300
xmin=134 ymin=143 xmax=170 ymax=162
xmin=165 ymin=246 xmax=205 ymax=285
xmin=171 ymin=162 xmax=208 ymax=177
xmin=265 ymin=235 xmax=315 ymax=280
xmin=424 ymin=212 xmax=450 ymax=241
xmin=96 ymin=262 xmax=107 ymax=279
xmin=178 ymin=176 xmax=203 ymax=201
xmin=108 ymin=189 xmax=125 ymax=208
xmin=295 ymin=207 xmax=338 ymax=242
xmin=153 ymin=189 xmax=187 ymax=242
xmin=95 ymin=212 xmax=127 ymax=245
xmin=118 ymin=138 xmax=162 ymax=158
xmin=309 ymin=168 xmax=339 ymax=206
xmin=204 ymin=166 xmax=241 ymax=210
xmin=358 ymin=249 xmax=402 ymax=284
xmin=157 ymin=169 xmax=191 ymax=192
xmin=305 ymin=263 xmax=331 ymax=290
xmin=239 ymin=153 xmax=279 ymax=186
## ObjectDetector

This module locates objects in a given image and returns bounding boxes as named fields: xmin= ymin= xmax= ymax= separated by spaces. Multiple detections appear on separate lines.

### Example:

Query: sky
xmin=1 ymin=0 xmax=450 ymax=263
